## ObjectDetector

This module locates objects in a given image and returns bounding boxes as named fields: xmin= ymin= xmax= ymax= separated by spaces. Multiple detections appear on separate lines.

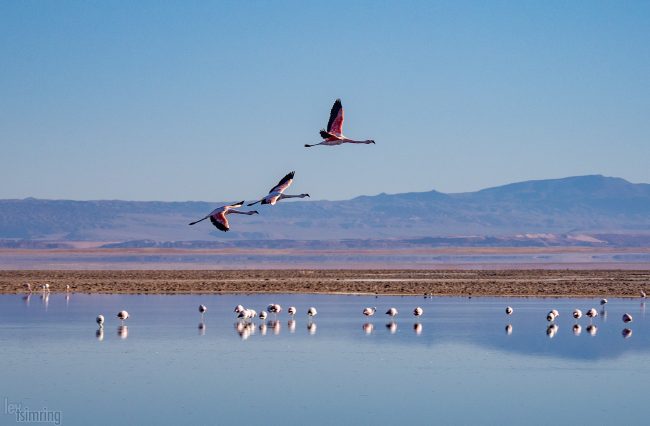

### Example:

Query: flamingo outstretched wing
xmin=226 ymin=201 xmax=244 ymax=209
xmin=209 ymin=211 xmax=229 ymax=232
xmin=268 ymin=171 xmax=295 ymax=194
xmin=326 ymin=99 xmax=344 ymax=135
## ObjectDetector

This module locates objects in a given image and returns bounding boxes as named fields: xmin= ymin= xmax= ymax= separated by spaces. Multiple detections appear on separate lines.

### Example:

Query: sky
xmin=1 ymin=1 xmax=649 ymax=202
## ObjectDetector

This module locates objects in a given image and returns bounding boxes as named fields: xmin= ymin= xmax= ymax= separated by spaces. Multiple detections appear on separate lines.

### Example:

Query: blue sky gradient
xmin=1 ymin=1 xmax=649 ymax=201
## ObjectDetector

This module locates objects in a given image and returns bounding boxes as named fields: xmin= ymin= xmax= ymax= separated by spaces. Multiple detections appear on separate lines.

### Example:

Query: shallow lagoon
xmin=0 ymin=293 xmax=647 ymax=425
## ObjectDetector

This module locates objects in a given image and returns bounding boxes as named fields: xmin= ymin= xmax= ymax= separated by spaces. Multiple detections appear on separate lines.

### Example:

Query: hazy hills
xmin=1 ymin=175 xmax=649 ymax=244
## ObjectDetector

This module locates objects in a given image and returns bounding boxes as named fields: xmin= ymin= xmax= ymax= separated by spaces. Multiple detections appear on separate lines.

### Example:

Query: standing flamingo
xmin=199 ymin=304 xmax=207 ymax=320
xmin=188 ymin=201 xmax=258 ymax=232
xmin=117 ymin=310 xmax=129 ymax=325
xmin=363 ymin=307 xmax=377 ymax=317
xmin=305 ymin=99 xmax=375 ymax=147
xmin=247 ymin=172 xmax=309 ymax=206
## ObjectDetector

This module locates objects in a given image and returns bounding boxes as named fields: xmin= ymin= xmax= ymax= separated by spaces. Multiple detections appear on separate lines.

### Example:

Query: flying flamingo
xmin=305 ymin=99 xmax=375 ymax=147
xmin=189 ymin=201 xmax=258 ymax=232
xmin=247 ymin=172 xmax=309 ymax=206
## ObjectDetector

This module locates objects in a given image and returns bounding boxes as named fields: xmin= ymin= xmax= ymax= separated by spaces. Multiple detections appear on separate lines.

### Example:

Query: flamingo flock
xmin=188 ymin=98 xmax=374 ymax=233
xmin=503 ymin=300 xmax=641 ymax=339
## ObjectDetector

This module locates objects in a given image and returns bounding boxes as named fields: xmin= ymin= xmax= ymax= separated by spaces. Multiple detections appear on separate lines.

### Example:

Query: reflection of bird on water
xmin=413 ymin=323 xmax=422 ymax=335
xmin=413 ymin=307 xmax=423 ymax=317
xmin=117 ymin=325 xmax=128 ymax=340
xmin=268 ymin=320 xmax=281 ymax=335
xmin=572 ymin=324 xmax=582 ymax=336
xmin=386 ymin=322 xmax=397 ymax=334
xmin=586 ymin=324 xmax=598 ymax=336
xmin=363 ymin=307 xmax=376 ymax=317
xmin=117 ymin=310 xmax=129 ymax=325
xmin=287 ymin=319 xmax=296 ymax=333
xmin=546 ymin=324 xmax=558 ymax=338
xmin=622 ymin=328 xmax=633 ymax=339
xmin=198 ymin=322 xmax=206 ymax=336
xmin=505 ymin=306 xmax=513 ymax=316
xmin=41 ymin=292 xmax=49 ymax=310
xmin=96 ymin=328 xmax=104 ymax=341
xmin=363 ymin=323 xmax=374 ymax=335
xmin=505 ymin=324 xmax=512 ymax=335
xmin=386 ymin=307 xmax=398 ymax=318
xmin=259 ymin=323 xmax=267 ymax=336
xmin=307 ymin=322 xmax=317 ymax=335
xmin=235 ymin=322 xmax=254 ymax=340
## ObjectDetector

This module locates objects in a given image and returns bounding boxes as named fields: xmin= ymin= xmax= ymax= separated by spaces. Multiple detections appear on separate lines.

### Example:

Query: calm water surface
xmin=0 ymin=293 xmax=648 ymax=425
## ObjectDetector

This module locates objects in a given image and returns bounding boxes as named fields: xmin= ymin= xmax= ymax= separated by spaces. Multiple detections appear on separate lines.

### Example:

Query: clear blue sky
xmin=1 ymin=1 xmax=649 ymax=202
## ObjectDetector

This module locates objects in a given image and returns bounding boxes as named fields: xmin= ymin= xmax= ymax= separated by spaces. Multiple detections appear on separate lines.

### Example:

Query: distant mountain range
xmin=1 ymin=175 xmax=649 ymax=245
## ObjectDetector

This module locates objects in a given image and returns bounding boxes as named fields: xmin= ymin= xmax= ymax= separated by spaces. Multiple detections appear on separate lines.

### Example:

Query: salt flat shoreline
xmin=1 ymin=270 xmax=648 ymax=297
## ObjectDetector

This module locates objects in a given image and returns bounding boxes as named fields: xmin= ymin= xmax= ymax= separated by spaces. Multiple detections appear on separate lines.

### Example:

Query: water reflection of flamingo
xmin=22 ymin=294 xmax=31 ymax=306
xmin=546 ymin=324 xmax=558 ymax=338
xmin=287 ymin=319 xmax=296 ymax=333
xmin=386 ymin=322 xmax=397 ymax=334
xmin=259 ymin=323 xmax=267 ymax=336
xmin=572 ymin=324 xmax=582 ymax=336
xmin=268 ymin=320 xmax=281 ymax=335
xmin=586 ymin=324 xmax=598 ymax=336
xmin=622 ymin=328 xmax=633 ymax=339
xmin=117 ymin=325 xmax=128 ymax=340
xmin=413 ymin=323 xmax=422 ymax=335
xmin=307 ymin=322 xmax=317 ymax=335
xmin=96 ymin=328 xmax=104 ymax=341
xmin=198 ymin=322 xmax=206 ymax=336
xmin=363 ymin=323 xmax=374 ymax=335
xmin=505 ymin=324 xmax=513 ymax=335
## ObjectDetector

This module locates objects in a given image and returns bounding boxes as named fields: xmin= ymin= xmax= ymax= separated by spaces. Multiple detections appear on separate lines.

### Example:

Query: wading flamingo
xmin=189 ymin=201 xmax=258 ymax=232
xmin=305 ymin=99 xmax=375 ymax=147
xmin=247 ymin=172 xmax=309 ymax=206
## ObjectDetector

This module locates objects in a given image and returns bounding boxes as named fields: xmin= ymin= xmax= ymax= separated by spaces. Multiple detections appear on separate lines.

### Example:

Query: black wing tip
xmin=334 ymin=98 xmax=342 ymax=105
xmin=285 ymin=171 xmax=295 ymax=179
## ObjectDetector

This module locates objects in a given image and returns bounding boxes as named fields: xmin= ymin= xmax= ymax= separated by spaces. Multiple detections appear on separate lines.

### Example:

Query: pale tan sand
xmin=1 ymin=269 xmax=649 ymax=297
